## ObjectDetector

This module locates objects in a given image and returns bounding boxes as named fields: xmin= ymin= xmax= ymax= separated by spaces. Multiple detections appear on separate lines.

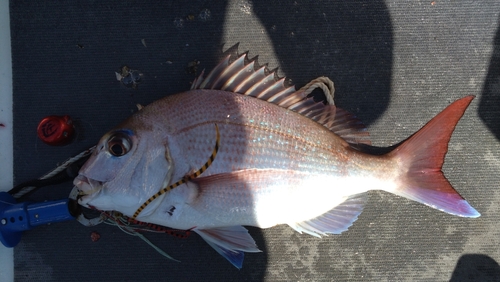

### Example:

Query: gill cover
xmin=78 ymin=128 xmax=173 ymax=216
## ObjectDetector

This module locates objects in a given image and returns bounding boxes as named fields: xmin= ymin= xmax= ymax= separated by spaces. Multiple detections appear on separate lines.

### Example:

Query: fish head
xmin=74 ymin=120 xmax=172 ymax=217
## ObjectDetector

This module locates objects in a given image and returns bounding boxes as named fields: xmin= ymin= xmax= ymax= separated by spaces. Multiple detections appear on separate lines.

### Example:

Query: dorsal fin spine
xmin=200 ymin=55 xmax=231 ymax=89
xmin=222 ymin=61 xmax=255 ymax=91
xmin=288 ymin=98 xmax=317 ymax=112
xmin=191 ymin=69 xmax=205 ymax=90
xmin=244 ymin=73 xmax=276 ymax=97
xmin=267 ymin=85 xmax=297 ymax=103
xmin=255 ymin=78 xmax=286 ymax=100
xmin=212 ymin=55 xmax=247 ymax=91
xmin=193 ymin=44 xmax=371 ymax=145
xmin=234 ymin=66 xmax=266 ymax=93
xmin=275 ymin=91 xmax=307 ymax=108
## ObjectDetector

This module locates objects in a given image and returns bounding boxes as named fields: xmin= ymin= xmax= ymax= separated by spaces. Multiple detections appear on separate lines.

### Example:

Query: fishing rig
xmin=0 ymin=146 xmax=93 ymax=247
xmin=0 ymin=71 xmax=337 ymax=248
xmin=0 ymin=146 xmax=186 ymax=260
xmin=0 ymin=124 xmax=221 ymax=261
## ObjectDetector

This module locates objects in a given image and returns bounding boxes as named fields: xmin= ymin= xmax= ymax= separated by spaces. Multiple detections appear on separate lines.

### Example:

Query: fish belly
xmin=187 ymin=169 xmax=390 ymax=229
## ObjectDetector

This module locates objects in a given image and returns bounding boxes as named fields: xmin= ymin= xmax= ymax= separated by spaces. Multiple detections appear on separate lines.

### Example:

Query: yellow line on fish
xmin=132 ymin=123 xmax=220 ymax=219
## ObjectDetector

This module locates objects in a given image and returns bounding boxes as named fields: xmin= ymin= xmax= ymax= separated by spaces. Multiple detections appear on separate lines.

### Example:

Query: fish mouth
xmin=73 ymin=175 xmax=103 ymax=204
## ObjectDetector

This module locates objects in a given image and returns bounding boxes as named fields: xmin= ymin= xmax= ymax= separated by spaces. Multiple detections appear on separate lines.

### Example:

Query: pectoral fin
xmin=194 ymin=226 xmax=261 ymax=269
xmin=289 ymin=193 xmax=367 ymax=237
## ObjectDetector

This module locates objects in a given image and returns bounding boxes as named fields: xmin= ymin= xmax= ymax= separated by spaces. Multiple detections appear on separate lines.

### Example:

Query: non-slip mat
xmin=10 ymin=1 xmax=500 ymax=281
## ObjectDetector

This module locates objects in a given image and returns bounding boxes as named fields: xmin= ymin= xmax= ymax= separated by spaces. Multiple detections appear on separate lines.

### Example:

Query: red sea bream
xmin=74 ymin=47 xmax=480 ymax=268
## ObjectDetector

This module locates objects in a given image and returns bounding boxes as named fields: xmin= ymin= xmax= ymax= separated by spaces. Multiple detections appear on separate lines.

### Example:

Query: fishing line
xmin=9 ymin=145 xmax=95 ymax=199
xmin=0 ymin=199 xmax=15 ymax=206
xmin=132 ymin=123 xmax=220 ymax=219
xmin=101 ymin=211 xmax=181 ymax=261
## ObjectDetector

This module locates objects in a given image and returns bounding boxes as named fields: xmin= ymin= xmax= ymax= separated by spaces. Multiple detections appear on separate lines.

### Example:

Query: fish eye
xmin=107 ymin=131 xmax=132 ymax=157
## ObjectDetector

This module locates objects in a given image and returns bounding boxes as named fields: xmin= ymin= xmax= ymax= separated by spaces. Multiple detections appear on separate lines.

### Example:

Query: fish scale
xmin=146 ymin=90 xmax=351 ymax=180
xmin=74 ymin=47 xmax=479 ymax=268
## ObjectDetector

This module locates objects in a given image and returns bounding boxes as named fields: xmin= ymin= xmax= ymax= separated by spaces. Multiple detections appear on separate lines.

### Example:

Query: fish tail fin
xmin=388 ymin=95 xmax=480 ymax=218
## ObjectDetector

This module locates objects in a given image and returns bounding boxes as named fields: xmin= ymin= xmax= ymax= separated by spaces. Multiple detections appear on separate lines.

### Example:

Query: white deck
xmin=0 ymin=0 xmax=14 ymax=280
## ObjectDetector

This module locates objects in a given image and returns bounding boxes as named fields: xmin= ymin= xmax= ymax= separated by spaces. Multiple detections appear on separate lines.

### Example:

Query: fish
xmin=74 ymin=45 xmax=480 ymax=268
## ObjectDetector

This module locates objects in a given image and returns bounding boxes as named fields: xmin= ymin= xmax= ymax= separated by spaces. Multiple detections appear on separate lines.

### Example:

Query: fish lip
xmin=73 ymin=175 xmax=103 ymax=204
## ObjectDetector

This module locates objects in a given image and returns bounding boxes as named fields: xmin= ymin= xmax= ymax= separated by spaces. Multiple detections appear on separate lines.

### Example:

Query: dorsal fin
xmin=192 ymin=44 xmax=370 ymax=145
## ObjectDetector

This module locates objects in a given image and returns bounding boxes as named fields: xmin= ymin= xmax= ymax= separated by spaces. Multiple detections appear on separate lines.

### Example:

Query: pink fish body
xmin=75 ymin=47 xmax=479 ymax=268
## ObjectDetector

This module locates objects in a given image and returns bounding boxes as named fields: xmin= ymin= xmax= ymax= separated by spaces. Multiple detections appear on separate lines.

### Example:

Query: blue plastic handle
xmin=0 ymin=192 xmax=75 ymax=247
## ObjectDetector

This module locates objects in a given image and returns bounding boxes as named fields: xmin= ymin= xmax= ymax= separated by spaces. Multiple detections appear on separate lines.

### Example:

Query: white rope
xmin=42 ymin=145 xmax=96 ymax=180
xmin=12 ymin=145 xmax=96 ymax=199
xmin=299 ymin=76 xmax=335 ymax=106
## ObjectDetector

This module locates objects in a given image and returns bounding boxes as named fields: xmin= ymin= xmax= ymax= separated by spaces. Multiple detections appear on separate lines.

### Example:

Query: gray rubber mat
xmin=10 ymin=1 xmax=500 ymax=281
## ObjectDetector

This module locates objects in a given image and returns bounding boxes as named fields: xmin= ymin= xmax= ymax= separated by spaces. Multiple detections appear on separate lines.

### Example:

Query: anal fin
xmin=289 ymin=193 xmax=367 ymax=237
xmin=194 ymin=226 xmax=261 ymax=269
